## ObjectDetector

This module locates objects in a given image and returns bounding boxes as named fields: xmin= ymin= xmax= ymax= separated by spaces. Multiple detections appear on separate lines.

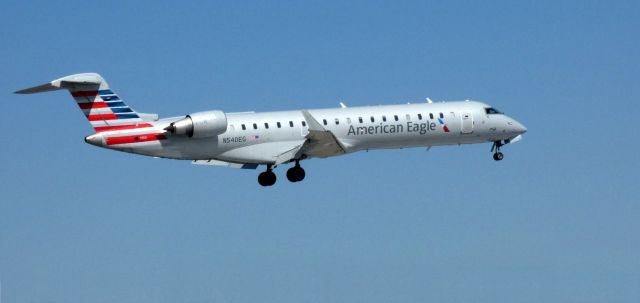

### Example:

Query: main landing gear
xmin=286 ymin=161 xmax=306 ymax=183
xmin=258 ymin=165 xmax=277 ymax=186
xmin=491 ymin=141 xmax=504 ymax=161
xmin=257 ymin=161 xmax=306 ymax=186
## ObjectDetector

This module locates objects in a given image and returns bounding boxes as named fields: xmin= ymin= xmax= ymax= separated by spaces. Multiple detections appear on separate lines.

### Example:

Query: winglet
xmin=300 ymin=110 xmax=347 ymax=157
xmin=301 ymin=110 xmax=326 ymax=131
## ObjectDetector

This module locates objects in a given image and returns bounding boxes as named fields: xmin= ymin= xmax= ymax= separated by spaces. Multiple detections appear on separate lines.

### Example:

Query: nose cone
xmin=506 ymin=118 xmax=527 ymax=135
xmin=513 ymin=120 xmax=527 ymax=134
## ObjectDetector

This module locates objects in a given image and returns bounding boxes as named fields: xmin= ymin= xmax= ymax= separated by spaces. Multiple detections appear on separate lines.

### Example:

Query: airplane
xmin=15 ymin=73 xmax=527 ymax=186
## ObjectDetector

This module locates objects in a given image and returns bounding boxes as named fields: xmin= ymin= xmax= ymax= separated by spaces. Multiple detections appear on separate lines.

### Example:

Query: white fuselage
xmin=102 ymin=100 xmax=526 ymax=164
xmin=16 ymin=73 xmax=527 ymax=185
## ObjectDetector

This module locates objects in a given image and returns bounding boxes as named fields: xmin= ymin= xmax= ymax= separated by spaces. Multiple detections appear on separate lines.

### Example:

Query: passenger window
xmin=335 ymin=118 xmax=339 ymax=125
xmin=429 ymin=113 xmax=434 ymax=119
xmin=253 ymin=123 xmax=257 ymax=130
xmin=394 ymin=115 xmax=399 ymax=121
xmin=358 ymin=117 xmax=363 ymax=123
xmin=370 ymin=116 xmax=375 ymax=122
xmin=241 ymin=124 xmax=246 ymax=130
xmin=277 ymin=122 xmax=281 ymax=128
xmin=347 ymin=117 xmax=352 ymax=124
xmin=264 ymin=122 xmax=269 ymax=129
xmin=418 ymin=114 xmax=422 ymax=120
xmin=406 ymin=114 xmax=411 ymax=121
xmin=302 ymin=121 xmax=307 ymax=127
xmin=382 ymin=115 xmax=387 ymax=122
xmin=289 ymin=121 xmax=294 ymax=127
xmin=323 ymin=119 xmax=327 ymax=125
xmin=439 ymin=113 xmax=444 ymax=119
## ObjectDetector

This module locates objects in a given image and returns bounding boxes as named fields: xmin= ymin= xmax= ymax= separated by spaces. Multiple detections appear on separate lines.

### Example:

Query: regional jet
xmin=16 ymin=73 xmax=527 ymax=186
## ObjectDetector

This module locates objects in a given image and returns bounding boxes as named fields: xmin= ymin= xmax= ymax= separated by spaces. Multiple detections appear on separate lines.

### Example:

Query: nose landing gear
xmin=286 ymin=161 xmax=306 ymax=182
xmin=493 ymin=151 xmax=504 ymax=161
xmin=491 ymin=141 xmax=504 ymax=161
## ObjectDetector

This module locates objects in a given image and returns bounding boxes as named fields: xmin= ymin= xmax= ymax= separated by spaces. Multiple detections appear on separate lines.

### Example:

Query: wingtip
xmin=14 ymin=88 xmax=31 ymax=94
xmin=13 ymin=82 xmax=60 ymax=94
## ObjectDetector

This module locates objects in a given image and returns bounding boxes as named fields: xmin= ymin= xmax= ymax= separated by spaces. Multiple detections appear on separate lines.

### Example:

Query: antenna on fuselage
xmin=426 ymin=97 xmax=433 ymax=103
xmin=339 ymin=102 xmax=347 ymax=108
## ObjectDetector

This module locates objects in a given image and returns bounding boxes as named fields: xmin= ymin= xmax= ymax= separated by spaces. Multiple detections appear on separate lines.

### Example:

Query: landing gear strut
xmin=286 ymin=160 xmax=306 ymax=182
xmin=258 ymin=165 xmax=277 ymax=186
xmin=491 ymin=141 xmax=504 ymax=161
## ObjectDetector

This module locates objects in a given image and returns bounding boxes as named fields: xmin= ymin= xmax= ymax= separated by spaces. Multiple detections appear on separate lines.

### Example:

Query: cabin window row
xmin=240 ymin=121 xmax=302 ymax=130
xmin=239 ymin=112 xmax=446 ymax=131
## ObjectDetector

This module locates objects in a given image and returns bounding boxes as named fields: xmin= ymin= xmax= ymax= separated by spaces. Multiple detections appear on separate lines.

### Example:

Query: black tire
xmin=493 ymin=152 xmax=504 ymax=161
xmin=293 ymin=166 xmax=305 ymax=182
xmin=286 ymin=166 xmax=306 ymax=182
xmin=286 ymin=167 xmax=297 ymax=182
xmin=258 ymin=171 xmax=276 ymax=186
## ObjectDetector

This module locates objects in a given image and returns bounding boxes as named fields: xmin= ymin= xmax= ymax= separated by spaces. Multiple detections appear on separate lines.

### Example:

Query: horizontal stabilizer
xmin=15 ymin=83 xmax=62 ymax=94
xmin=15 ymin=73 xmax=103 ymax=94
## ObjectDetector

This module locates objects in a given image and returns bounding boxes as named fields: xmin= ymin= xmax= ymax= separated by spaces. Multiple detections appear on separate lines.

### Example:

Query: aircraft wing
xmin=274 ymin=141 xmax=306 ymax=165
xmin=194 ymin=140 xmax=307 ymax=168
xmin=192 ymin=159 xmax=259 ymax=169
xmin=300 ymin=110 xmax=347 ymax=158
xmin=193 ymin=111 xmax=346 ymax=168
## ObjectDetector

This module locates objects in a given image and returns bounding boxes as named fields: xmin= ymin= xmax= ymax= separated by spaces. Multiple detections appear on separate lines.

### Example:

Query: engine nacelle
xmin=164 ymin=110 xmax=227 ymax=138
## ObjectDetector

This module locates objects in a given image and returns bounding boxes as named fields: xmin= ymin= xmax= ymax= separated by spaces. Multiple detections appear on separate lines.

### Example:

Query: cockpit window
xmin=485 ymin=107 xmax=502 ymax=114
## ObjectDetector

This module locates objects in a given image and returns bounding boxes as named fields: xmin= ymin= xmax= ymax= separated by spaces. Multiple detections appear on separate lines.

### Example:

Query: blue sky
xmin=1 ymin=1 xmax=639 ymax=302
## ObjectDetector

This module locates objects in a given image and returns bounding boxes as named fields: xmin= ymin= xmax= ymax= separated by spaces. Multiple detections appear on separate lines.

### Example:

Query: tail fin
xmin=15 ymin=73 xmax=153 ymax=132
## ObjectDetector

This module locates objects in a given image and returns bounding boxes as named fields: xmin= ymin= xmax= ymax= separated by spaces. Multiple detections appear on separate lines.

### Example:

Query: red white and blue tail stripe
xmin=70 ymin=89 xmax=153 ymax=132
xmin=15 ymin=73 xmax=156 ymax=134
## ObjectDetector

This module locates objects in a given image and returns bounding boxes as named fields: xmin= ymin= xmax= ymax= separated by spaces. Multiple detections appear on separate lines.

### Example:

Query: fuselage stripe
xmin=106 ymin=133 xmax=166 ymax=145
xmin=94 ymin=123 xmax=154 ymax=132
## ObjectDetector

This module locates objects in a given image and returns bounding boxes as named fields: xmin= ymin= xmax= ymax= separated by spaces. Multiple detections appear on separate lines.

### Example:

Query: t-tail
xmin=15 ymin=73 xmax=157 ymax=132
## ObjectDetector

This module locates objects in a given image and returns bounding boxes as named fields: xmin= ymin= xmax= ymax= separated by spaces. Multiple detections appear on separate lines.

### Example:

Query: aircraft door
xmin=461 ymin=112 xmax=473 ymax=134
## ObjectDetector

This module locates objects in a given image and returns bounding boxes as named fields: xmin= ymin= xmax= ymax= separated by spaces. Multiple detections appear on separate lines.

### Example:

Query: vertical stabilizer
xmin=15 ymin=73 xmax=151 ymax=132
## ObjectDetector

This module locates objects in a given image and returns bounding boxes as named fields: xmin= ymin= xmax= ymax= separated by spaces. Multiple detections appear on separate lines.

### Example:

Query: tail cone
xmin=84 ymin=134 xmax=104 ymax=147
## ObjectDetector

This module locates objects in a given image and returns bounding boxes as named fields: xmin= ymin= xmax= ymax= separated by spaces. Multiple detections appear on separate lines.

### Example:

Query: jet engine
xmin=164 ymin=110 xmax=227 ymax=138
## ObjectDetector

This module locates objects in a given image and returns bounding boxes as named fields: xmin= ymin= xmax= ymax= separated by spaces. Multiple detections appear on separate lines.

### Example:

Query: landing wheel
xmin=286 ymin=166 xmax=306 ymax=182
xmin=493 ymin=152 xmax=504 ymax=161
xmin=258 ymin=169 xmax=276 ymax=186
xmin=491 ymin=141 xmax=505 ymax=161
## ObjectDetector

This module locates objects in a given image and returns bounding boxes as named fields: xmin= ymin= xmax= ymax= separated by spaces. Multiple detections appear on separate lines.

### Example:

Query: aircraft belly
xmin=121 ymin=135 xmax=224 ymax=160
xmin=215 ymin=140 xmax=305 ymax=164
